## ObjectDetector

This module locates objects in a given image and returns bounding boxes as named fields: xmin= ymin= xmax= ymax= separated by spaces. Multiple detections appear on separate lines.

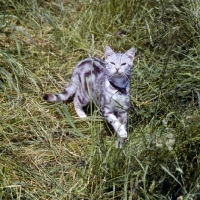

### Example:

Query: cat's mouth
xmin=110 ymin=71 xmax=126 ymax=76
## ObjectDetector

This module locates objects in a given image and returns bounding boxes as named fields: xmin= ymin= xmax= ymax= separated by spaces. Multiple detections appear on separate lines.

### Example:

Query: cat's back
xmin=72 ymin=57 xmax=106 ymax=78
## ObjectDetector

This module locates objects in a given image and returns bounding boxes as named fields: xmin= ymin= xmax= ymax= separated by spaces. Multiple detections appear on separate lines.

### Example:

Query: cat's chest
xmin=102 ymin=80 xmax=130 ymax=110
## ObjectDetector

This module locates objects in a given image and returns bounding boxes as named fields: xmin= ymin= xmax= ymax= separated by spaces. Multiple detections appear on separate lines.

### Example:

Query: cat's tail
xmin=43 ymin=82 xmax=76 ymax=103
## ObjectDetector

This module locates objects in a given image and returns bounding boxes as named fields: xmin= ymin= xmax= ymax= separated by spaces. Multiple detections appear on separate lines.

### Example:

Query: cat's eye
xmin=121 ymin=63 xmax=127 ymax=66
xmin=110 ymin=62 xmax=115 ymax=65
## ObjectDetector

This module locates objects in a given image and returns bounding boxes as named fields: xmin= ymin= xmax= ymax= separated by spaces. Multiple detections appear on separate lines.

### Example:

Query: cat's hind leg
xmin=74 ymin=105 xmax=87 ymax=118
xmin=73 ymin=94 xmax=90 ymax=118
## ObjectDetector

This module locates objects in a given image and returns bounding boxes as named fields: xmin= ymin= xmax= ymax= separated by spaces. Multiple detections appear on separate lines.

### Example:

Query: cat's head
xmin=104 ymin=46 xmax=135 ymax=79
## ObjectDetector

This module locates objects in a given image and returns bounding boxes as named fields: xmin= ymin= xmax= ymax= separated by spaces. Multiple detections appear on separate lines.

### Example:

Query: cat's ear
xmin=126 ymin=48 xmax=135 ymax=61
xmin=105 ymin=46 xmax=115 ymax=59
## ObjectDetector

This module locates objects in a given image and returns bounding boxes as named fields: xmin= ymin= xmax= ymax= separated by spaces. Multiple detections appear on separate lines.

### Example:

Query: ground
xmin=0 ymin=0 xmax=200 ymax=199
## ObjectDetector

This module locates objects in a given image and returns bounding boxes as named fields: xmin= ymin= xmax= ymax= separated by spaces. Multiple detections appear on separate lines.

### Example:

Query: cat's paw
xmin=116 ymin=137 xmax=126 ymax=148
xmin=118 ymin=129 xmax=127 ymax=138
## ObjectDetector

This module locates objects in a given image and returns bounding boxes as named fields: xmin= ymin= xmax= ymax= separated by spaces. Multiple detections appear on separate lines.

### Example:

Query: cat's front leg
xmin=106 ymin=113 xmax=127 ymax=138
xmin=116 ymin=111 xmax=128 ymax=148
xmin=103 ymin=108 xmax=127 ymax=147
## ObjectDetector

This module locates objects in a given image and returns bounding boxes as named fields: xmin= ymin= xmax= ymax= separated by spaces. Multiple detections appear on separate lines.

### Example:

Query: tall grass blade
xmin=160 ymin=164 xmax=185 ymax=192
xmin=11 ymin=25 xmax=38 ymax=50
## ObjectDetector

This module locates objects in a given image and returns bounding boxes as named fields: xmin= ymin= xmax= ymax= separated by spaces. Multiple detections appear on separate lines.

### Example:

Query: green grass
xmin=0 ymin=0 xmax=200 ymax=199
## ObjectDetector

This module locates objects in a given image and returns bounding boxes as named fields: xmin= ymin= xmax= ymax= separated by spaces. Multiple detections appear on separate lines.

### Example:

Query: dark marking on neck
xmin=109 ymin=81 xmax=127 ymax=94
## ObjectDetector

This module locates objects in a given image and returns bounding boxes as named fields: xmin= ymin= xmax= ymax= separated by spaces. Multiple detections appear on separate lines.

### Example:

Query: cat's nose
xmin=116 ymin=68 xmax=119 ymax=72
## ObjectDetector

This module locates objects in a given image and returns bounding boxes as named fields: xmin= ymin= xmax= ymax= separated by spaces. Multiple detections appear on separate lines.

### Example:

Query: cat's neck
xmin=108 ymin=76 xmax=129 ymax=94
xmin=109 ymin=81 xmax=127 ymax=94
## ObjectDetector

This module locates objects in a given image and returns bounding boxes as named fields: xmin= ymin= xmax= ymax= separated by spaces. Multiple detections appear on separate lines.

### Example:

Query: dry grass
xmin=0 ymin=0 xmax=200 ymax=199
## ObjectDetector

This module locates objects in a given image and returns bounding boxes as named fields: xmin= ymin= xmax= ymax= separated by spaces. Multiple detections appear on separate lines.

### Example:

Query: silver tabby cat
xmin=44 ymin=46 xmax=135 ymax=147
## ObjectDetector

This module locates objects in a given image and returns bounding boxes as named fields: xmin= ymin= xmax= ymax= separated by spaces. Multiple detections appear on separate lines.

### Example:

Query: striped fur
xmin=44 ymin=46 xmax=135 ymax=147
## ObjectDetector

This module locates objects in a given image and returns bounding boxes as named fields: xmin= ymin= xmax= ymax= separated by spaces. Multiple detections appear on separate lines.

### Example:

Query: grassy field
xmin=0 ymin=0 xmax=200 ymax=199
